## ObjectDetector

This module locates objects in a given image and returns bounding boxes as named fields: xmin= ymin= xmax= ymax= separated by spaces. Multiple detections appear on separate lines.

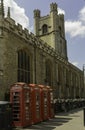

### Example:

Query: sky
xmin=3 ymin=0 xmax=85 ymax=70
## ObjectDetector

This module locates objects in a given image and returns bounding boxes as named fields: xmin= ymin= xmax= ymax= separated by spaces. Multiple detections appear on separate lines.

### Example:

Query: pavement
xmin=15 ymin=108 xmax=85 ymax=130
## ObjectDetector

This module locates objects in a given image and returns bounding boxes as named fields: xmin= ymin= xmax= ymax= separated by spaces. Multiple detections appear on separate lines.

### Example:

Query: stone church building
xmin=0 ymin=0 xmax=84 ymax=99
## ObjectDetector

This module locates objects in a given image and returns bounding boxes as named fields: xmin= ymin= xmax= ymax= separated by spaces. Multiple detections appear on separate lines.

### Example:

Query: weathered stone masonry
xmin=0 ymin=0 xmax=84 ymax=99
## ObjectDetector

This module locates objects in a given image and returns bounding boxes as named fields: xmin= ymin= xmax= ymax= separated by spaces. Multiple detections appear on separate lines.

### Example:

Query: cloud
xmin=4 ymin=0 xmax=29 ymax=29
xmin=58 ymin=8 xmax=65 ymax=15
xmin=79 ymin=7 xmax=85 ymax=23
xmin=3 ymin=1 xmax=65 ymax=32
xmin=65 ymin=20 xmax=85 ymax=37
xmin=3 ymin=0 xmax=85 ymax=37
xmin=65 ymin=6 xmax=85 ymax=38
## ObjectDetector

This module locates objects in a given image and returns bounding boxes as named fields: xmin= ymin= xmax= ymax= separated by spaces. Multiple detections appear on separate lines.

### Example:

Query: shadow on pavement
xmin=23 ymin=116 xmax=72 ymax=130
xmin=57 ymin=108 xmax=82 ymax=117
xmin=15 ymin=109 xmax=83 ymax=130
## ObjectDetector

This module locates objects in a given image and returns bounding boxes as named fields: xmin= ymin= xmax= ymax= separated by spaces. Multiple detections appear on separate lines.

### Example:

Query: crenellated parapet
xmin=0 ymin=2 xmax=77 ymax=70
xmin=50 ymin=2 xmax=58 ymax=13
xmin=34 ymin=9 xmax=41 ymax=18
xmin=59 ymin=13 xmax=64 ymax=20
xmin=0 ymin=13 xmax=69 ymax=66
xmin=0 ymin=1 xmax=84 ymax=100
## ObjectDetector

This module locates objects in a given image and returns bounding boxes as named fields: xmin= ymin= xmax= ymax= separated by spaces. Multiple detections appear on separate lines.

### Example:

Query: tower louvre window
xmin=42 ymin=24 xmax=48 ymax=34
xmin=59 ymin=26 xmax=62 ymax=36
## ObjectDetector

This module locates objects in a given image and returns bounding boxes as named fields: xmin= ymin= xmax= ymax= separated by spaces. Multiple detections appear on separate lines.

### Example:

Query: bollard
xmin=83 ymin=107 xmax=85 ymax=126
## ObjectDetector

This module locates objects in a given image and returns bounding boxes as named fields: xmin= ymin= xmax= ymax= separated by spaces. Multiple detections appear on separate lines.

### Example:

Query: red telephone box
xmin=46 ymin=86 xmax=54 ymax=119
xmin=10 ymin=82 xmax=32 ymax=127
xmin=38 ymin=85 xmax=49 ymax=121
xmin=28 ymin=84 xmax=42 ymax=124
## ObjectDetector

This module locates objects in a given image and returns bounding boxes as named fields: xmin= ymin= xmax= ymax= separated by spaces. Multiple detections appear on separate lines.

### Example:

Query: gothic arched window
xmin=45 ymin=60 xmax=52 ymax=86
xmin=42 ymin=24 xmax=48 ymax=34
xmin=18 ymin=50 xmax=30 ymax=83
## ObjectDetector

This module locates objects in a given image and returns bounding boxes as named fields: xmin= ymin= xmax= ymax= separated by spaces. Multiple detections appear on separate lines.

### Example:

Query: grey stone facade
xmin=0 ymin=1 xmax=84 ymax=99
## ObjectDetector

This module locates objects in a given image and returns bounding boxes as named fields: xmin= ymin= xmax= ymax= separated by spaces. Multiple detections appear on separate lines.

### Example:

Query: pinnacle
xmin=0 ymin=0 xmax=4 ymax=18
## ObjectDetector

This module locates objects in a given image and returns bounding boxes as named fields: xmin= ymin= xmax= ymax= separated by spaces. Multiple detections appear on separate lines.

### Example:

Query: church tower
xmin=34 ymin=3 xmax=68 ymax=60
